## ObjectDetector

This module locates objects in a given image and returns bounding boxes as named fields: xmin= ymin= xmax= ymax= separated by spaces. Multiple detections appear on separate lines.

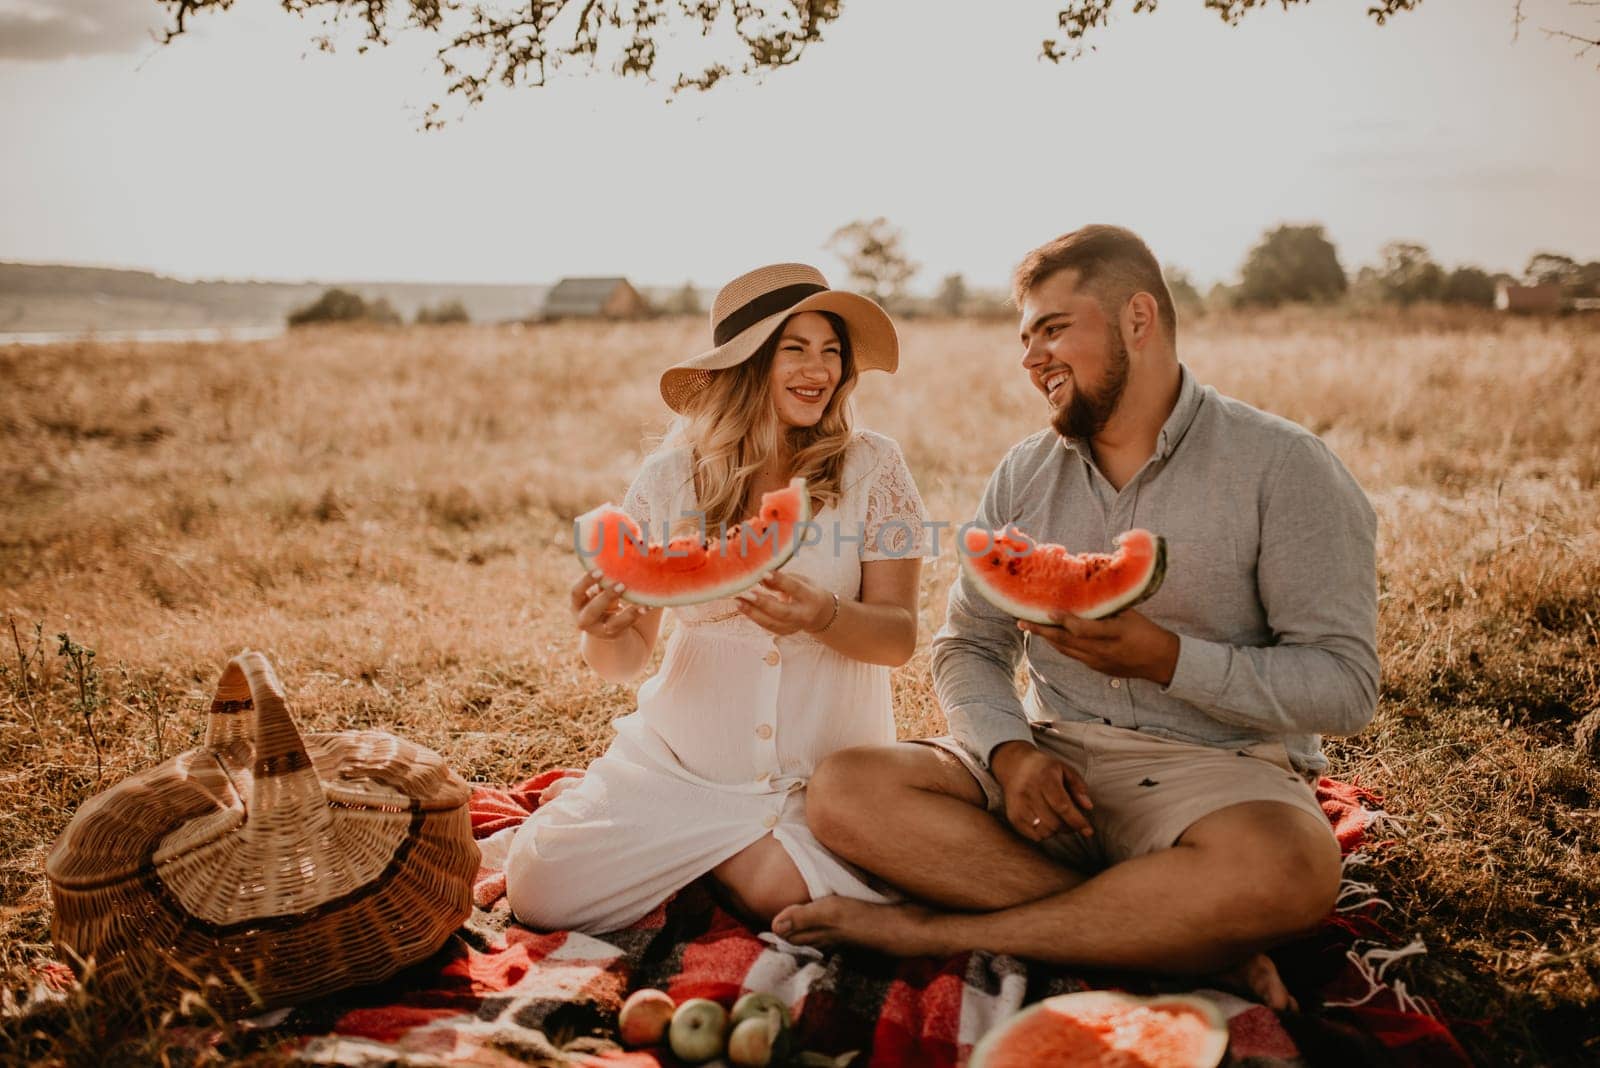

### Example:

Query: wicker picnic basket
xmin=45 ymin=650 xmax=480 ymax=1015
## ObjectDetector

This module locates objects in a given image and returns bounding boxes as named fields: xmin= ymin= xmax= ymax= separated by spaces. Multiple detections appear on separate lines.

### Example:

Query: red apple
xmin=728 ymin=1007 xmax=792 ymax=1067
xmin=617 ymin=987 xmax=675 ymax=1048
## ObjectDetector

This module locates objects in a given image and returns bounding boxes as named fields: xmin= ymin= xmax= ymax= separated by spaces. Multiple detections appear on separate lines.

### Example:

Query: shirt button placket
xmin=756 ymin=642 xmax=780 ymax=801
xmin=1110 ymin=674 xmax=1135 ymax=728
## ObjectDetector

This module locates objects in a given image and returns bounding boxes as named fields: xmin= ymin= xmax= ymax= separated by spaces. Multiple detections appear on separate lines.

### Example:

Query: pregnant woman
xmin=506 ymin=263 xmax=929 ymax=933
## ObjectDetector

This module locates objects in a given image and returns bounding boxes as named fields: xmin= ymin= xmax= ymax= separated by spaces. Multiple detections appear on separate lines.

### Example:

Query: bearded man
xmin=772 ymin=224 xmax=1378 ymax=1008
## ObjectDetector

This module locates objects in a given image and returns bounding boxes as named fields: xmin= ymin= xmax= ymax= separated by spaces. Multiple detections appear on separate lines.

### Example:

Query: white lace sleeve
xmin=861 ymin=436 xmax=931 ymax=562
xmin=621 ymin=449 xmax=694 ymax=542
xmin=621 ymin=467 xmax=653 ymax=533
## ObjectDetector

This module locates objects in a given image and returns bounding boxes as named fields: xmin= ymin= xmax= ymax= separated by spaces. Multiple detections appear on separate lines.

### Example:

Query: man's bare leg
xmin=798 ymin=744 xmax=1310 ymax=1008
xmin=802 ymin=743 xmax=1089 ymax=910
xmin=775 ymin=798 xmax=1340 ymax=1004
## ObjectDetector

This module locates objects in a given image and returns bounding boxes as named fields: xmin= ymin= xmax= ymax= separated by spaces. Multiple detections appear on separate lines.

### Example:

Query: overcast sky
xmin=1 ymin=0 xmax=1596 ymax=291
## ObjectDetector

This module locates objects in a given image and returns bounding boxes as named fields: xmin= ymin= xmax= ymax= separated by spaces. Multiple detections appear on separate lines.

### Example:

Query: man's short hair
xmin=1012 ymin=225 xmax=1178 ymax=339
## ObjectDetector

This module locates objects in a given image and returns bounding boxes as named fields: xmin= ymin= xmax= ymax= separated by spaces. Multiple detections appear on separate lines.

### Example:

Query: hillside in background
xmin=0 ymin=263 xmax=567 ymax=333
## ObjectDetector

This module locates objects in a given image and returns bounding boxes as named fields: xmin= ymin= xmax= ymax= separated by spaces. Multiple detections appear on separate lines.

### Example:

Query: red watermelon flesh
xmin=575 ymin=478 xmax=811 ymax=608
xmin=960 ymin=526 xmax=1167 ymax=623
xmin=968 ymin=991 xmax=1228 ymax=1068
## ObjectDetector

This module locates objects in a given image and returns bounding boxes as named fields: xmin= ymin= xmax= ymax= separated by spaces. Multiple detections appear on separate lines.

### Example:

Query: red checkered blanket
xmin=276 ymin=771 xmax=1469 ymax=1066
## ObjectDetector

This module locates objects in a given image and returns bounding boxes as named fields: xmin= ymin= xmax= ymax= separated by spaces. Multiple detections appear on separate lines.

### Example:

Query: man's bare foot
xmin=772 ymin=896 xmax=953 ymax=957
xmin=1216 ymin=952 xmax=1297 ymax=1012
xmin=776 ymin=901 xmax=1295 ymax=1013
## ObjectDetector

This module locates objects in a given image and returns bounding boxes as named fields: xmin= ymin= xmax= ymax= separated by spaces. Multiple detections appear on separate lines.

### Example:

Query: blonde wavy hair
xmin=663 ymin=311 xmax=858 ymax=534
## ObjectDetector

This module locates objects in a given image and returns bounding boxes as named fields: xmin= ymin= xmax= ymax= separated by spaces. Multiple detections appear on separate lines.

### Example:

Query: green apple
xmin=668 ymin=997 xmax=728 ymax=1064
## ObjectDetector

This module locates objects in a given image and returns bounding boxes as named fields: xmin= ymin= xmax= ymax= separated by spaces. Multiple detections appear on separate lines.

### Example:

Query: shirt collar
xmin=1055 ymin=363 xmax=1205 ymax=461
xmin=1155 ymin=363 xmax=1204 ymax=461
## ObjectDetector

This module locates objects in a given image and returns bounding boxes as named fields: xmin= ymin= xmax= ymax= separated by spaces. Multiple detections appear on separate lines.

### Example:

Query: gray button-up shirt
xmin=933 ymin=365 xmax=1378 ymax=774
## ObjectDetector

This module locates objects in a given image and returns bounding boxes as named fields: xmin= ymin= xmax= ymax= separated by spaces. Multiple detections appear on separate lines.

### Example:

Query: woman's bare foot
xmin=772 ymin=896 xmax=953 ymax=957
xmin=1216 ymin=952 xmax=1297 ymax=1012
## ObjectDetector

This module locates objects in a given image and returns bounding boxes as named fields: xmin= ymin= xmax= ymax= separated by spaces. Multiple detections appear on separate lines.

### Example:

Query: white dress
xmin=506 ymin=430 xmax=930 ymax=933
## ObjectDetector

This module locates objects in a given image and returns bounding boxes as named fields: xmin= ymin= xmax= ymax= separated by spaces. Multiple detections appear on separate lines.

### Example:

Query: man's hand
xmin=989 ymin=740 xmax=1095 ymax=842
xmin=1018 ymin=609 xmax=1180 ymax=686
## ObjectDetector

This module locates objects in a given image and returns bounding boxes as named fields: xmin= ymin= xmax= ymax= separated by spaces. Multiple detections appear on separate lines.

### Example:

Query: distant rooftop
xmin=542 ymin=276 xmax=647 ymax=318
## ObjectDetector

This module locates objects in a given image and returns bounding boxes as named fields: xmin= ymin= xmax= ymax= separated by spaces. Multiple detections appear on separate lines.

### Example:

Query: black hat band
xmin=713 ymin=283 xmax=828 ymax=346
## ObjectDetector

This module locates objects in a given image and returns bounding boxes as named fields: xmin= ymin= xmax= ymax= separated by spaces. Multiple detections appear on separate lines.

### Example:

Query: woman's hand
xmin=736 ymin=570 xmax=836 ymax=637
xmin=570 ymin=568 xmax=646 ymax=640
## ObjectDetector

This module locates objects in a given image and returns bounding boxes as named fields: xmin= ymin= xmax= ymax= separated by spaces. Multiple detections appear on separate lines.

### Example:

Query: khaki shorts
xmin=913 ymin=721 xmax=1332 ymax=871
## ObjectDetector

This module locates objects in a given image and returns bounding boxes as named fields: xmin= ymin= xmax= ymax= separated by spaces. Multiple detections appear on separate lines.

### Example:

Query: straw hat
xmin=46 ymin=651 xmax=479 ymax=1016
xmin=660 ymin=263 xmax=898 ymax=413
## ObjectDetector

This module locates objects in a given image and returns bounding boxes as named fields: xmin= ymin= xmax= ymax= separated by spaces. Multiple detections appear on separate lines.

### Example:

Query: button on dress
xmin=506 ymin=430 xmax=930 ymax=933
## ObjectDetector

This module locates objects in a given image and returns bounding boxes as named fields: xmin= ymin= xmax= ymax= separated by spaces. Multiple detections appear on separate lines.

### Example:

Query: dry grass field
xmin=1 ymin=311 xmax=1597 ymax=1064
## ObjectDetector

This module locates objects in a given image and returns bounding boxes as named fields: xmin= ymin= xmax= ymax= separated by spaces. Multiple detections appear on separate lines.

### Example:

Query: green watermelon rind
xmin=574 ymin=477 xmax=812 ymax=608
xmin=960 ymin=528 xmax=1167 ymax=624
xmin=967 ymin=990 xmax=1229 ymax=1068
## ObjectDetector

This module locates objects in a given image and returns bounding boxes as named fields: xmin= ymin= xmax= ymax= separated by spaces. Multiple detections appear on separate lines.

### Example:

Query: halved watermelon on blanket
xmin=968 ymin=990 xmax=1228 ymax=1068
xmin=575 ymin=477 xmax=812 ymax=608
xmin=960 ymin=526 xmax=1167 ymax=623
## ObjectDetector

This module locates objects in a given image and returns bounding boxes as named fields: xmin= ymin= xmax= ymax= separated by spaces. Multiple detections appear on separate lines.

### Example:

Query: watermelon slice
xmin=960 ymin=526 xmax=1167 ymax=623
xmin=575 ymin=477 xmax=812 ymax=608
xmin=968 ymin=990 xmax=1228 ymax=1068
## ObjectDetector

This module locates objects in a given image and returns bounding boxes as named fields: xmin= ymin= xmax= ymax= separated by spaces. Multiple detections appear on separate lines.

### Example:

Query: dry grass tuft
xmin=2 ymin=312 xmax=1597 ymax=1064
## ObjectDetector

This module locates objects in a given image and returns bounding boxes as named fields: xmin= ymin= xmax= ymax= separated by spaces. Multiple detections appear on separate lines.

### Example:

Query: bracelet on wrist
xmin=814 ymin=591 xmax=841 ymax=633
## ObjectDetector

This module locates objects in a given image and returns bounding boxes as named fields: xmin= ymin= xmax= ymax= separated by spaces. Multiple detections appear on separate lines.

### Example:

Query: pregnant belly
xmin=634 ymin=638 xmax=773 ymax=783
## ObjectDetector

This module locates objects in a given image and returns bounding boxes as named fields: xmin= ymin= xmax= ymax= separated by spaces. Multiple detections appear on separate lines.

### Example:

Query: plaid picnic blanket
xmin=279 ymin=770 xmax=1470 ymax=1067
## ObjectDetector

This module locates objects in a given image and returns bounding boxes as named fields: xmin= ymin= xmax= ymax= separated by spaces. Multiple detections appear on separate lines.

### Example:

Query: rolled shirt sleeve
xmin=1163 ymin=435 xmax=1379 ymax=737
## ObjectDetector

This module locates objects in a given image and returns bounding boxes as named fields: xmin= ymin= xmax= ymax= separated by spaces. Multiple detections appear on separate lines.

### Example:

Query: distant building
xmin=541 ymin=277 xmax=651 ymax=320
xmin=1495 ymin=282 xmax=1563 ymax=315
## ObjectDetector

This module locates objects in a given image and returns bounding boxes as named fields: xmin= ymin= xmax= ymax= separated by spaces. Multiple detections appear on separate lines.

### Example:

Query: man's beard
xmin=1050 ymin=328 xmax=1131 ymax=441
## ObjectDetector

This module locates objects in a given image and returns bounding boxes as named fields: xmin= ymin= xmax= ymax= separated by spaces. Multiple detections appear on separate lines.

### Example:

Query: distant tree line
xmin=915 ymin=224 xmax=1599 ymax=320
xmin=286 ymin=221 xmax=1596 ymax=330
xmin=416 ymin=299 xmax=470 ymax=324
xmin=287 ymin=289 xmax=470 ymax=327
xmin=1219 ymin=225 xmax=1600 ymax=311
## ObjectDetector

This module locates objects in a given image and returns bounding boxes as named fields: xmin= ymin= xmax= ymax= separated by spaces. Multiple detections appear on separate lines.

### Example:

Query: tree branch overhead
xmin=155 ymin=1 xmax=1595 ymax=118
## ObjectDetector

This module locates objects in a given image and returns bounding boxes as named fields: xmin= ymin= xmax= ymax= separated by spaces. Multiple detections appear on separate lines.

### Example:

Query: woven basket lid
xmin=47 ymin=649 xmax=473 ymax=928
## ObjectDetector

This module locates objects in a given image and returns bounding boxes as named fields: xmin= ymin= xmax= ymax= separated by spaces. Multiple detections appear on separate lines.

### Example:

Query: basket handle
xmin=205 ymin=654 xmax=256 ymax=750
xmin=207 ymin=651 xmax=327 ymax=826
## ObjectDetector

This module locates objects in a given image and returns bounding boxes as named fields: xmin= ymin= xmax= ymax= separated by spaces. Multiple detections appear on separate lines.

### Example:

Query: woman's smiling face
xmin=768 ymin=311 xmax=843 ymax=430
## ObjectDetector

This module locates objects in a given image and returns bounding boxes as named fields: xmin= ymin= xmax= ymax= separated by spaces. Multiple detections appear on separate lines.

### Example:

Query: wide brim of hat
xmin=660 ymin=290 xmax=898 ymax=414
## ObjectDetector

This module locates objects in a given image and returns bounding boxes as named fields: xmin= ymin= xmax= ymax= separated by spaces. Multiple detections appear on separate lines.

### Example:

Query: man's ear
xmin=1123 ymin=292 xmax=1159 ymax=351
